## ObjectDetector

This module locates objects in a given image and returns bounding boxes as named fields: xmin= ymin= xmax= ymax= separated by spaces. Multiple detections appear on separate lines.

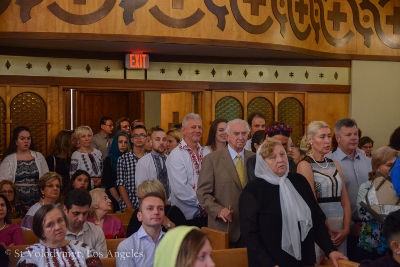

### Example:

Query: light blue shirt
xmin=116 ymin=226 xmax=165 ymax=267
xmin=228 ymin=144 xmax=245 ymax=165
xmin=329 ymin=147 xmax=372 ymax=221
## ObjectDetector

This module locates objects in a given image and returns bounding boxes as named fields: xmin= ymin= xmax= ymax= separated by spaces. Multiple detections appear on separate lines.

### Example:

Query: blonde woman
xmin=166 ymin=128 xmax=183 ymax=154
xmin=297 ymin=121 xmax=351 ymax=261
xmin=69 ymin=126 xmax=103 ymax=188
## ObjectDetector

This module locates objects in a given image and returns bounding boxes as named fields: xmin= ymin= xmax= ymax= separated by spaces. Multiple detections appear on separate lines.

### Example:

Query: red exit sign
xmin=125 ymin=53 xmax=149 ymax=69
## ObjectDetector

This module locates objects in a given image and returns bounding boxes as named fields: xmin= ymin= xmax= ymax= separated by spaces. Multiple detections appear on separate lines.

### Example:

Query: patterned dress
xmin=14 ymin=159 xmax=40 ymax=207
xmin=17 ymin=240 xmax=102 ymax=267
xmin=357 ymin=180 xmax=389 ymax=255
xmin=302 ymin=155 xmax=346 ymax=259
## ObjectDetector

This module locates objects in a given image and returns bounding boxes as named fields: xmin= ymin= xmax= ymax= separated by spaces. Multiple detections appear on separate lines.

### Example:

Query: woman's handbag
xmin=360 ymin=172 xmax=400 ymax=223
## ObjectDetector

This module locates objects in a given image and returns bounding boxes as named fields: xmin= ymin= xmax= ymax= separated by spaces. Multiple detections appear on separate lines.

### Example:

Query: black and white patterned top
xmin=69 ymin=149 xmax=103 ymax=178
xmin=116 ymin=151 xmax=142 ymax=212
xmin=15 ymin=159 xmax=40 ymax=207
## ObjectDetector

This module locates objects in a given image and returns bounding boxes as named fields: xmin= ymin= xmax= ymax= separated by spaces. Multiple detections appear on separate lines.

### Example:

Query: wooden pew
xmin=11 ymin=218 xmax=22 ymax=225
xmin=325 ymin=259 xmax=360 ymax=267
xmin=101 ymin=257 xmax=116 ymax=267
xmin=123 ymin=223 xmax=128 ymax=233
xmin=212 ymin=248 xmax=248 ymax=267
xmin=106 ymin=238 xmax=126 ymax=256
xmin=108 ymin=213 xmax=132 ymax=225
xmin=7 ymin=245 xmax=29 ymax=267
xmin=23 ymin=230 xmax=39 ymax=245
xmin=201 ymin=227 xmax=229 ymax=249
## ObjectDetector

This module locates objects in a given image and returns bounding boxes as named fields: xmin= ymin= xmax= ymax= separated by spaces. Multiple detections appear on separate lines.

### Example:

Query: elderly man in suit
xmin=197 ymin=118 xmax=254 ymax=248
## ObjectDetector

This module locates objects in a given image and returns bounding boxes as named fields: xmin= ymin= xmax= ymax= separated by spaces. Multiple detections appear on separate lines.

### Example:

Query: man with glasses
xmin=116 ymin=125 xmax=148 ymax=212
xmin=92 ymin=116 xmax=114 ymax=160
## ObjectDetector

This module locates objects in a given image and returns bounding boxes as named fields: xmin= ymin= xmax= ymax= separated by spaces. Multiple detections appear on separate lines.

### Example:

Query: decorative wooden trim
xmin=0 ymin=75 xmax=350 ymax=94
xmin=208 ymin=82 xmax=350 ymax=94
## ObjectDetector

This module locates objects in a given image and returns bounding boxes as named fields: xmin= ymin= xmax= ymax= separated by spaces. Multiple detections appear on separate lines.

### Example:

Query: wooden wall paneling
xmin=274 ymin=92 xmax=279 ymax=121
xmin=63 ymin=89 xmax=71 ymax=130
xmin=304 ymin=93 xmax=309 ymax=128
xmin=307 ymin=93 xmax=349 ymax=132
xmin=9 ymin=86 xmax=49 ymax=155
xmin=160 ymin=92 xmax=193 ymax=132
xmin=202 ymin=90 xmax=213 ymax=147
xmin=0 ymin=86 xmax=8 ymax=156
xmin=246 ymin=92 xmax=275 ymax=104
xmin=243 ymin=92 xmax=248 ymax=122
xmin=276 ymin=93 xmax=305 ymax=106
xmin=46 ymin=86 xmax=53 ymax=156
xmin=214 ymin=91 xmax=244 ymax=104
xmin=129 ymin=91 xmax=144 ymax=123
xmin=75 ymin=90 xmax=82 ymax=128
xmin=5 ymin=86 xmax=11 ymax=149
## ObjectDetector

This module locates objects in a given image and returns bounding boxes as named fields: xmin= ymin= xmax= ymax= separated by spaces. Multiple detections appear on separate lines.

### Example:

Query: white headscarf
xmin=255 ymin=143 xmax=312 ymax=260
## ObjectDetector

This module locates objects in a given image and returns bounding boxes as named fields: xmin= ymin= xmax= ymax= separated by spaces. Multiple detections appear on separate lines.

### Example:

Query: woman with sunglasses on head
xmin=0 ymin=126 xmax=49 ymax=207
xmin=20 ymin=172 xmax=62 ymax=230
xmin=297 ymin=121 xmax=351 ymax=263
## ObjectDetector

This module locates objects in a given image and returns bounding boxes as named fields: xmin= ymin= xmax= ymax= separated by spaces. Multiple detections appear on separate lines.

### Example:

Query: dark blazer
xmin=197 ymin=146 xmax=254 ymax=242
xmin=239 ymin=173 xmax=336 ymax=267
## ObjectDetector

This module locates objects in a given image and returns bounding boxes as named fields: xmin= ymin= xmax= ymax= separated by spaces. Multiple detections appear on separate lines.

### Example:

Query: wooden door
xmin=72 ymin=90 xmax=143 ymax=134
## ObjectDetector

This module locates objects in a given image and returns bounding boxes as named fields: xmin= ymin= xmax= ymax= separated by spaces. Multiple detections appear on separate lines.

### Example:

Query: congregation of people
xmin=0 ymin=113 xmax=400 ymax=267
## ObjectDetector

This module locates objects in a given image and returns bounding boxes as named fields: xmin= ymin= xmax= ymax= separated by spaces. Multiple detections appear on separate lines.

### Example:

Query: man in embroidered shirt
xmin=198 ymin=119 xmax=254 ymax=247
xmin=244 ymin=113 xmax=266 ymax=151
xmin=116 ymin=193 xmax=165 ymax=267
xmin=92 ymin=116 xmax=114 ymax=160
xmin=166 ymin=113 xmax=207 ymax=228
xmin=63 ymin=189 xmax=108 ymax=258
xmin=117 ymin=125 xmax=148 ymax=212
xmin=328 ymin=117 xmax=371 ymax=260
xmin=135 ymin=127 xmax=169 ymax=198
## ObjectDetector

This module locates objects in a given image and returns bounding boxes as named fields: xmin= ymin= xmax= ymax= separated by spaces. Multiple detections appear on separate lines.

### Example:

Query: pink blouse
xmin=87 ymin=215 xmax=125 ymax=239
xmin=0 ymin=223 xmax=24 ymax=246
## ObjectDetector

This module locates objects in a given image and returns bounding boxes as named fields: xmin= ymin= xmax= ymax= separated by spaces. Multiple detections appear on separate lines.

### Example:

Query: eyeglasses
xmin=1 ymin=190 xmax=14 ymax=195
xmin=104 ymin=124 xmax=114 ymax=128
xmin=132 ymin=134 xmax=146 ymax=139
xmin=45 ymin=184 xmax=61 ymax=189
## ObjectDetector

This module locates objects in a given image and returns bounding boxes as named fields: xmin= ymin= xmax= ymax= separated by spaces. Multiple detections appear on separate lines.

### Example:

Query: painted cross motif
xmin=243 ymin=0 xmax=266 ymax=16
xmin=386 ymin=6 xmax=400 ymax=35
xmin=295 ymin=0 xmax=308 ymax=24
xmin=328 ymin=2 xmax=347 ymax=31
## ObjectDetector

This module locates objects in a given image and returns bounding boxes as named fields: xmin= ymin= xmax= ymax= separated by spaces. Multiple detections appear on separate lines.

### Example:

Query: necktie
xmin=236 ymin=154 xmax=246 ymax=188
xmin=106 ymin=137 xmax=110 ymax=149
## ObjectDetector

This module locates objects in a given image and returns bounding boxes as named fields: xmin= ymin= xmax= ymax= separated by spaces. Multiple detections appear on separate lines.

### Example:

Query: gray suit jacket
xmin=197 ymin=147 xmax=254 ymax=242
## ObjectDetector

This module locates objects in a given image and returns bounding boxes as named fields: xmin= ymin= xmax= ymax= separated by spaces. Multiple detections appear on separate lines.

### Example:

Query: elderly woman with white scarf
xmin=239 ymin=138 xmax=348 ymax=267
